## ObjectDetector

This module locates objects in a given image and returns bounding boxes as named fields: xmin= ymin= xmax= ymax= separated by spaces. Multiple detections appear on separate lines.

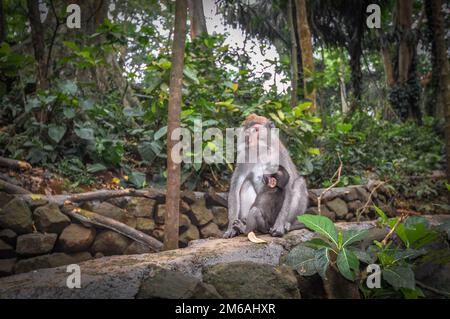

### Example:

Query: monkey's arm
xmin=224 ymin=167 xmax=246 ymax=238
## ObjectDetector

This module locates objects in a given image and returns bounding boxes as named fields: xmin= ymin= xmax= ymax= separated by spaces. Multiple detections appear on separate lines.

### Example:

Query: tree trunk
xmin=424 ymin=0 xmax=445 ymax=119
xmin=390 ymin=0 xmax=421 ymax=123
xmin=348 ymin=27 xmax=363 ymax=112
xmin=339 ymin=51 xmax=349 ymax=114
xmin=294 ymin=0 xmax=316 ymax=112
xmin=27 ymin=0 xmax=48 ymax=90
xmin=287 ymin=0 xmax=298 ymax=107
xmin=379 ymin=31 xmax=395 ymax=87
xmin=425 ymin=0 xmax=450 ymax=192
xmin=188 ymin=0 xmax=207 ymax=39
xmin=396 ymin=0 xmax=413 ymax=84
xmin=164 ymin=0 xmax=187 ymax=250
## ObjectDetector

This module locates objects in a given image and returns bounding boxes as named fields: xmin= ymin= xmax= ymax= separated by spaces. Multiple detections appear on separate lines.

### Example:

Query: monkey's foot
xmin=269 ymin=223 xmax=287 ymax=237
xmin=232 ymin=219 xmax=247 ymax=234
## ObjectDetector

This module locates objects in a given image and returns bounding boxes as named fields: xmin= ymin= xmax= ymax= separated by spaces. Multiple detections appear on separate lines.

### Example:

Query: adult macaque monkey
xmin=224 ymin=114 xmax=308 ymax=238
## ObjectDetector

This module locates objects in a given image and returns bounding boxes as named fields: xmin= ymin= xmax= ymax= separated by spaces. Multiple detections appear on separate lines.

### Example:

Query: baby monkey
xmin=232 ymin=165 xmax=290 ymax=235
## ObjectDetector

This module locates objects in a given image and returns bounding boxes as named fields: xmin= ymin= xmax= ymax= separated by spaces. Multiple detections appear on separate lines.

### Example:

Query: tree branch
xmin=63 ymin=204 xmax=163 ymax=252
xmin=0 ymin=156 xmax=32 ymax=170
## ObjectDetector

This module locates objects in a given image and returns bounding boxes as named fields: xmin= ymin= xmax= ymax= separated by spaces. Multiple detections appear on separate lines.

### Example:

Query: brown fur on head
xmin=241 ymin=114 xmax=269 ymax=127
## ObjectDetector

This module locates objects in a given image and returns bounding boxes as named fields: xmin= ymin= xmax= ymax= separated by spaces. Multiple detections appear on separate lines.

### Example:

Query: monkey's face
xmin=244 ymin=123 xmax=262 ymax=148
xmin=265 ymin=176 xmax=277 ymax=188
xmin=244 ymin=120 xmax=275 ymax=148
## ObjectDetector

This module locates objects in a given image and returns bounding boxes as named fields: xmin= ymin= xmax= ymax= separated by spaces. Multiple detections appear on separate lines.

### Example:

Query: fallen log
xmin=0 ymin=179 xmax=31 ymax=194
xmin=62 ymin=205 xmax=163 ymax=252
xmin=0 ymin=156 xmax=32 ymax=170
xmin=17 ymin=188 xmax=166 ymax=206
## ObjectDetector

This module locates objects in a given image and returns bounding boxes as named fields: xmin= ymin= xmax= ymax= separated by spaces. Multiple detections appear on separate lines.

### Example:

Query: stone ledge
xmin=0 ymin=220 xmax=378 ymax=299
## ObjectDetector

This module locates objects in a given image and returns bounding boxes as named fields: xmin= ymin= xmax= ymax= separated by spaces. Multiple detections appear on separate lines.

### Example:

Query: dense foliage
xmin=0 ymin=1 xmax=447 ymax=200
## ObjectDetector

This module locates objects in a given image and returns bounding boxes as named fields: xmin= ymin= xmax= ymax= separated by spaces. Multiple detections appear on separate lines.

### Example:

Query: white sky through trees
xmin=203 ymin=0 xmax=289 ymax=93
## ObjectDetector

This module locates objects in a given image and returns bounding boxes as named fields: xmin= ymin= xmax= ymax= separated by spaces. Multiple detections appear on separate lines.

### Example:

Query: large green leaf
xmin=285 ymin=244 xmax=317 ymax=276
xmin=59 ymin=80 xmax=78 ymax=95
xmin=183 ymin=66 xmax=200 ymax=85
xmin=138 ymin=141 xmax=157 ymax=163
xmin=154 ymin=126 xmax=167 ymax=140
xmin=74 ymin=127 xmax=95 ymax=140
xmin=342 ymin=229 xmax=368 ymax=247
xmin=128 ymin=171 xmax=147 ymax=189
xmin=336 ymin=248 xmax=359 ymax=281
xmin=395 ymin=218 xmax=438 ymax=249
xmin=298 ymin=214 xmax=338 ymax=246
xmin=348 ymin=247 xmax=374 ymax=264
xmin=314 ymin=248 xmax=330 ymax=279
xmin=86 ymin=163 xmax=107 ymax=173
xmin=382 ymin=266 xmax=415 ymax=290
xmin=48 ymin=125 xmax=66 ymax=143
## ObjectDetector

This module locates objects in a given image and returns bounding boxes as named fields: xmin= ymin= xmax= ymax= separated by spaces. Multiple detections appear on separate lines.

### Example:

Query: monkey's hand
xmin=223 ymin=227 xmax=238 ymax=238
xmin=269 ymin=222 xmax=288 ymax=237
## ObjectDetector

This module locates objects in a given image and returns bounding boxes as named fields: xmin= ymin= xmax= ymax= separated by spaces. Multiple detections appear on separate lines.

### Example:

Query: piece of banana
xmin=247 ymin=231 xmax=267 ymax=243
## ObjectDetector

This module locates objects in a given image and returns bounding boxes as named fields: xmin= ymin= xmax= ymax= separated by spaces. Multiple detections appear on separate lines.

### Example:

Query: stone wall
xmin=0 ymin=183 xmax=394 ymax=278
xmin=1 ymin=215 xmax=448 ymax=299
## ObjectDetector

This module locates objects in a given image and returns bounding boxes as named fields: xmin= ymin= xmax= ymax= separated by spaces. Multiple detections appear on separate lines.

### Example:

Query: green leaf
xmin=382 ymin=266 xmax=415 ymax=290
xmin=304 ymin=237 xmax=332 ymax=249
xmin=298 ymin=214 xmax=338 ymax=247
xmin=396 ymin=218 xmax=438 ymax=249
xmin=48 ymin=125 xmax=66 ymax=143
xmin=138 ymin=141 xmax=157 ymax=163
xmin=285 ymin=244 xmax=317 ymax=276
xmin=157 ymin=58 xmax=171 ymax=70
xmin=314 ymin=248 xmax=330 ymax=279
xmin=373 ymin=205 xmax=388 ymax=223
xmin=183 ymin=66 xmax=199 ymax=85
xmin=63 ymin=41 xmax=79 ymax=51
xmin=336 ymin=123 xmax=352 ymax=134
xmin=79 ymin=98 xmax=94 ymax=111
xmin=25 ymin=97 xmax=40 ymax=112
xmin=74 ymin=127 xmax=95 ymax=140
xmin=307 ymin=148 xmax=320 ymax=156
xmin=128 ymin=171 xmax=146 ymax=188
xmin=400 ymin=287 xmax=424 ymax=299
xmin=123 ymin=107 xmax=144 ymax=117
xmin=154 ymin=126 xmax=167 ymax=140
xmin=86 ymin=163 xmax=107 ymax=173
xmin=63 ymin=107 xmax=76 ymax=119
xmin=342 ymin=229 xmax=368 ymax=247
xmin=59 ymin=80 xmax=78 ymax=95
xmin=336 ymin=248 xmax=359 ymax=281
xmin=349 ymin=247 xmax=374 ymax=264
